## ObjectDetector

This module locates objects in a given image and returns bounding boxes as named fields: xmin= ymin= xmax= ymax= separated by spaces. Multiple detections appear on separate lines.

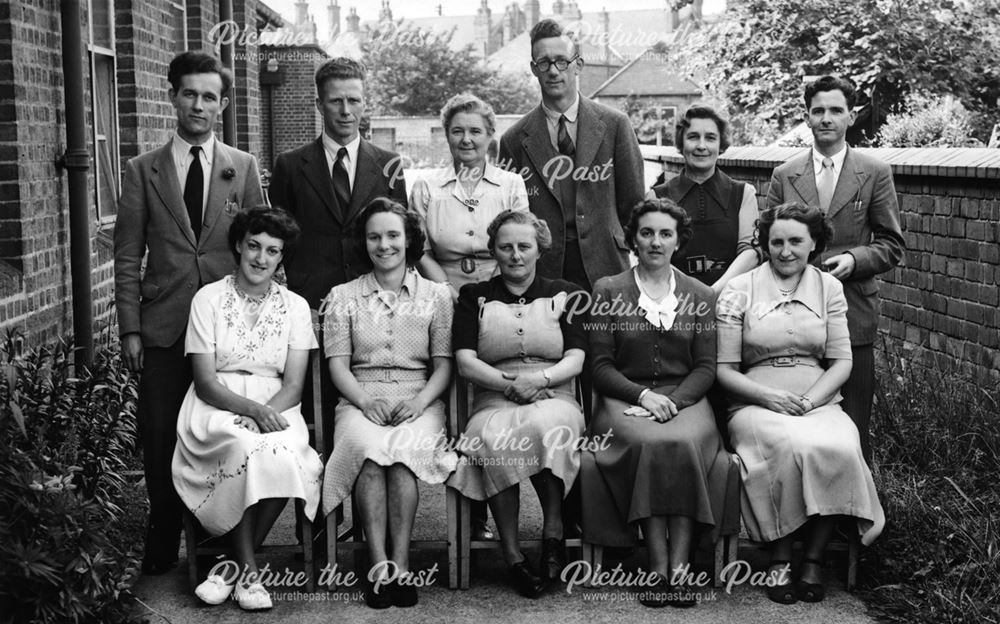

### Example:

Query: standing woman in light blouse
xmin=648 ymin=105 xmax=760 ymax=294
xmin=411 ymin=93 xmax=529 ymax=302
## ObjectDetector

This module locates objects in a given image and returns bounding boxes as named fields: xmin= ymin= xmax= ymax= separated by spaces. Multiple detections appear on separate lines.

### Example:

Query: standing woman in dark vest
xmin=649 ymin=105 xmax=760 ymax=294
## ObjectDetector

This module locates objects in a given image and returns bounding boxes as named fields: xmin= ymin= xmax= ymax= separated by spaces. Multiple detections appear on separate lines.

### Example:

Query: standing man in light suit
xmin=114 ymin=51 xmax=265 ymax=575
xmin=498 ymin=18 xmax=644 ymax=292
xmin=766 ymin=75 xmax=905 ymax=463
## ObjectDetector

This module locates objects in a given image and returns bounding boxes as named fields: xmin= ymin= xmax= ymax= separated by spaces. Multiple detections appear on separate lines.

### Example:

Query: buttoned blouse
xmin=323 ymin=269 xmax=453 ymax=371
xmin=716 ymin=264 xmax=852 ymax=367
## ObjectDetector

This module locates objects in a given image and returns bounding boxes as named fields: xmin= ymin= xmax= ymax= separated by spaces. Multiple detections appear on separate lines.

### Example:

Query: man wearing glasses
xmin=498 ymin=18 xmax=644 ymax=292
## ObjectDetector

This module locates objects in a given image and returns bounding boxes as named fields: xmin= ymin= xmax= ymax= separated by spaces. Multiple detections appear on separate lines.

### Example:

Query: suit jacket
xmin=766 ymin=147 xmax=905 ymax=345
xmin=114 ymin=140 xmax=265 ymax=348
xmin=498 ymin=96 xmax=644 ymax=285
xmin=268 ymin=137 xmax=407 ymax=308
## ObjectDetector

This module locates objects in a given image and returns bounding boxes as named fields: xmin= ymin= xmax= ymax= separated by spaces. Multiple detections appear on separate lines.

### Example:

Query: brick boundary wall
xmin=645 ymin=146 xmax=1000 ymax=384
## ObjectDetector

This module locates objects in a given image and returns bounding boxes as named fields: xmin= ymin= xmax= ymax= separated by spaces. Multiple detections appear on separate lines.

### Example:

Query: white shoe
xmin=194 ymin=574 xmax=235 ymax=605
xmin=234 ymin=582 xmax=273 ymax=611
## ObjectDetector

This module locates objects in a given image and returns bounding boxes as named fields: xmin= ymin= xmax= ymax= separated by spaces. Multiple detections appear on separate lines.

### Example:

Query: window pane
xmin=91 ymin=0 xmax=112 ymax=48
xmin=92 ymin=54 xmax=119 ymax=218
xmin=170 ymin=2 xmax=187 ymax=52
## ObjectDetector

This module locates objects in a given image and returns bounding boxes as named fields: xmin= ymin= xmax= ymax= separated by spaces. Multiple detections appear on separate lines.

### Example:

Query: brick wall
xmin=259 ymin=44 xmax=327 ymax=171
xmin=648 ymin=145 xmax=1000 ymax=383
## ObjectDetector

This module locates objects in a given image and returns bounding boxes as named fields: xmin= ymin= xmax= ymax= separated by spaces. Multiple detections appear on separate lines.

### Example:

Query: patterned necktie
xmin=332 ymin=147 xmax=351 ymax=210
xmin=816 ymin=156 xmax=835 ymax=212
xmin=557 ymin=114 xmax=575 ymax=157
xmin=184 ymin=145 xmax=203 ymax=240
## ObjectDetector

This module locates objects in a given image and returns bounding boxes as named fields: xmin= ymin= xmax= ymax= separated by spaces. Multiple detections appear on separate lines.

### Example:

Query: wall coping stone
xmin=641 ymin=145 xmax=1000 ymax=180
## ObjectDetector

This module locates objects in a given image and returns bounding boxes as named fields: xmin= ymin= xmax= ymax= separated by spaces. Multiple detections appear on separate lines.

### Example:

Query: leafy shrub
xmin=877 ymin=93 xmax=983 ymax=148
xmin=861 ymin=337 xmax=1000 ymax=623
xmin=0 ymin=335 xmax=144 ymax=624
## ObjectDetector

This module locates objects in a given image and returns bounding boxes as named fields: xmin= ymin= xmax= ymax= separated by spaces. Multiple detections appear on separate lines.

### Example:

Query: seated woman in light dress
xmin=172 ymin=206 xmax=323 ymax=612
xmin=320 ymin=198 xmax=457 ymax=609
xmin=447 ymin=210 xmax=586 ymax=599
xmin=716 ymin=201 xmax=885 ymax=605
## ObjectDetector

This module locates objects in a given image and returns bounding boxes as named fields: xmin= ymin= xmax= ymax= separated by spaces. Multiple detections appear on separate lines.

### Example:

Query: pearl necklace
xmin=232 ymin=273 xmax=271 ymax=306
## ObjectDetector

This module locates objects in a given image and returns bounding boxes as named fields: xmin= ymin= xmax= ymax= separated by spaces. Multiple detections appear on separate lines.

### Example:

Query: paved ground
xmin=132 ymin=483 xmax=877 ymax=624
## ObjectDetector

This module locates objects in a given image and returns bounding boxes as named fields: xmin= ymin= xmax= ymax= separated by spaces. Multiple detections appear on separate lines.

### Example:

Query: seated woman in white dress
xmin=716 ymin=202 xmax=884 ymax=605
xmin=320 ymin=198 xmax=457 ymax=609
xmin=172 ymin=206 xmax=323 ymax=611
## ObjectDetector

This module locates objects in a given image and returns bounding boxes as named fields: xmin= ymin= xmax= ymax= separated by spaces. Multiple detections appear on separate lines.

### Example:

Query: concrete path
xmin=132 ymin=483 xmax=877 ymax=624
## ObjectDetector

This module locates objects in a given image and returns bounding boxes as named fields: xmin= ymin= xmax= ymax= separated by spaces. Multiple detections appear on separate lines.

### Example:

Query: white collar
xmin=322 ymin=131 xmax=360 ymax=163
xmin=812 ymin=145 xmax=847 ymax=175
xmin=541 ymin=95 xmax=580 ymax=124
xmin=634 ymin=267 xmax=679 ymax=331
xmin=172 ymin=132 xmax=215 ymax=164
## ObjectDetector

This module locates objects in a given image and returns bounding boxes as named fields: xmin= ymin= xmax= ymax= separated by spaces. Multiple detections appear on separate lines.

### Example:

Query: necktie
xmin=557 ymin=114 xmax=575 ymax=157
xmin=332 ymin=147 xmax=351 ymax=211
xmin=816 ymin=156 xmax=835 ymax=212
xmin=184 ymin=145 xmax=203 ymax=240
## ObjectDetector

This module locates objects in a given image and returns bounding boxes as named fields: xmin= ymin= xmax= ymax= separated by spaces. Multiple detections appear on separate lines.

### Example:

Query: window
xmin=371 ymin=126 xmax=396 ymax=150
xmin=88 ymin=0 xmax=119 ymax=221
xmin=169 ymin=1 xmax=187 ymax=52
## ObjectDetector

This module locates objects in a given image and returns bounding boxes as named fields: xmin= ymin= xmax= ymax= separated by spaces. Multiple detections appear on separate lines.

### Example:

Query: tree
xmin=671 ymin=0 xmax=1000 ymax=145
xmin=362 ymin=21 xmax=537 ymax=117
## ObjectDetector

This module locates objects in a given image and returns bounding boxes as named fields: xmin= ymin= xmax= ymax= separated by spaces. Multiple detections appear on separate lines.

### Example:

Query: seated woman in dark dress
xmin=581 ymin=199 xmax=731 ymax=608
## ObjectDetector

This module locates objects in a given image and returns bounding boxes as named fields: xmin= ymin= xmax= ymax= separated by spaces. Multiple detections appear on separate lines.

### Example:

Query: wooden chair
xmin=182 ymin=314 xmax=325 ymax=593
xmin=313 ymin=315 xmax=460 ymax=589
xmin=451 ymin=374 xmax=585 ymax=590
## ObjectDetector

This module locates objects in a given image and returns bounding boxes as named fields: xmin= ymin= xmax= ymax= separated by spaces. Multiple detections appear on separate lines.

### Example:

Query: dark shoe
xmin=666 ymin=581 xmax=698 ymax=609
xmin=508 ymin=559 xmax=544 ymax=598
xmin=795 ymin=558 xmax=826 ymax=603
xmin=539 ymin=538 xmax=566 ymax=582
xmin=472 ymin=519 xmax=496 ymax=541
xmin=638 ymin=572 xmax=669 ymax=608
xmin=765 ymin=560 xmax=797 ymax=605
xmin=364 ymin=579 xmax=394 ymax=609
xmin=392 ymin=573 xmax=419 ymax=608
xmin=140 ymin=555 xmax=177 ymax=576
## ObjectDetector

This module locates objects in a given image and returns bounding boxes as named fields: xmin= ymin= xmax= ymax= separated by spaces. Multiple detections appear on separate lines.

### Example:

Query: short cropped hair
xmin=168 ymin=51 xmax=232 ymax=95
xmin=625 ymin=198 xmax=694 ymax=255
xmin=529 ymin=18 xmax=577 ymax=56
xmin=315 ymin=57 xmax=366 ymax=96
xmin=674 ymin=105 xmax=731 ymax=153
xmin=804 ymin=75 xmax=857 ymax=110
xmin=353 ymin=198 xmax=425 ymax=268
xmin=756 ymin=201 xmax=833 ymax=262
xmin=229 ymin=205 xmax=301 ymax=262
xmin=486 ymin=209 xmax=553 ymax=254
xmin=440 ymin=93 xmax=496 ymax=135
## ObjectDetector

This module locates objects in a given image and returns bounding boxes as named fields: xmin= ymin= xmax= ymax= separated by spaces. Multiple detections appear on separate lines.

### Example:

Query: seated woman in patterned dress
xmin=580 ymin=199 xmax=730 ymax=609
xmin=172 ymin=206 xmax=323 ymax=611
xmin=320 ymin=198 xmax=457 ymax=609
xmin=716 ymin=202 xmax=884 ymax=605
xmin=447 ymin=209 xmax=587 ymax=598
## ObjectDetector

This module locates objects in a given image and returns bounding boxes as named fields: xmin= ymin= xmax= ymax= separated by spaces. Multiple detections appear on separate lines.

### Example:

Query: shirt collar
xmin=172 ymin=132 xmax=215 ymax=165
xmin=755 ymin=265 xmax=825 ymax=319
xmin=541 ymin=94 xmax=580 ymax=124
xmin=812 ymin=145 xmax=847 ymax=175
xmin=360 ymin=268 xmax=418 ymax=298
xmin=437 ymin=162 xmax=504 ymax=188
xmin=322 ymin=131 xmax=361 ymax=164
xmin=676 ymin=168 xmax=729 ymax=210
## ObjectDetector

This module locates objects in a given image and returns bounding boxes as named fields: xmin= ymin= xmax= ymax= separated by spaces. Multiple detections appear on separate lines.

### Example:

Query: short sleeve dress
xmin=320 ymin=270 xmax=458 ymax=515
xmin=172 ymin=275 xmax=323 ymax=536
xmin=409 ymin=163 xmax=529 ymax=289
xmin=580 ymin=268 xmax=734 ymax=546
xmin=716 ymin=264 xmax=885 ymax=545
xmin=446 ymin=276 xmax=587 ymax=500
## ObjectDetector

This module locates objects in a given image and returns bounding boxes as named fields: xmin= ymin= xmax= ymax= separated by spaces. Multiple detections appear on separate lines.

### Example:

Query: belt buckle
xmin=772 ymin=356 xmax=795 ymax=367
xmin=460 ymin=257 xmax=476 ymax=274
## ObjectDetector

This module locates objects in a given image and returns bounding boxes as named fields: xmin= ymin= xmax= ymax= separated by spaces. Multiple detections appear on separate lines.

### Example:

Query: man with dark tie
xmin=268 ymin=57 xmax=407 ymax=309
xmin=766 ymin=75 xmax=905 ymax=462
xmin=114 ymin=51 xmax=265 ymax=575
xmin=498 ymin=18 xmax=644 ymax=291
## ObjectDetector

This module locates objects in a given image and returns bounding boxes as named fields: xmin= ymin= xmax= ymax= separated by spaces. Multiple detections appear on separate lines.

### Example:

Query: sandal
xmin=765 ymin=560 xmax=797 ymax=605
xmin=796 ymin=557 xmax=826 ymax=603
xmin=234 ymin=582 xmax=273 ymax=611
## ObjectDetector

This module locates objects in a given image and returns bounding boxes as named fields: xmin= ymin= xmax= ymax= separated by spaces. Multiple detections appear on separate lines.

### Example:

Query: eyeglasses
xmin=531 ymin=55 xmax=579 ymax=72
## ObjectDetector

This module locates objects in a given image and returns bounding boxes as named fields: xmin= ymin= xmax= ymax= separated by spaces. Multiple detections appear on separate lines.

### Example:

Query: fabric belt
xmin=752 ymin=356 xmax=820 ymax=368
xmin=220 ymin=369 xmax=280 ymax=378
xmin=353 ymin=368 xmax=428 ymax=382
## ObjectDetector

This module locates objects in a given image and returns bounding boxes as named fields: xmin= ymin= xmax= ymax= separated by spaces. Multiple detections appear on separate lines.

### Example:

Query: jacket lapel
xmin=149 ymin=143 xmax=196 ymax=248
xmin=520 ymin=106 xmax=563 ymax=209
xmin=201 ymin=142 xmax=235 ymax=241
xmin=574 ymin=97 xmax=605 ymax=172
xmin=301 ymin=138 xmax=341 ymax=224
xmin=827 ymin=148 xmax=868 ymax=219
xmin=345 ymin=139 xmax=378 ymax=225
xmin=787 ymin=150 xmax=819 ymax=208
